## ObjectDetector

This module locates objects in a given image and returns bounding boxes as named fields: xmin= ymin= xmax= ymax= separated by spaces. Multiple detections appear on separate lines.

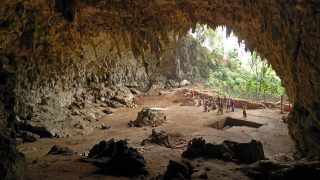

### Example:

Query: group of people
xmin=187 ymin=90 xmax=247 ymax=118
xmin=202 ymin=95 xmax=235 ymax=114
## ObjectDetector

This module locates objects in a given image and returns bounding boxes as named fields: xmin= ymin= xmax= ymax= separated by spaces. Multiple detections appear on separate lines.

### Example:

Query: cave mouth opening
xmin=188 ymin=25 xmax=285 ymax=103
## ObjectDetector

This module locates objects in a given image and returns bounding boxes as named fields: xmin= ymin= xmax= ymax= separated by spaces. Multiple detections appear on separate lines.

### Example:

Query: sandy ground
xmin=18 ymin=87 xmax=295 ymax=180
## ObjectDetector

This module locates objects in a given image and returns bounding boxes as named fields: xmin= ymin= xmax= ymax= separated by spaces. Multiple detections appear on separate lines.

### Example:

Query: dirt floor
xmin=18 ymin=86 xmax=295 ymax=180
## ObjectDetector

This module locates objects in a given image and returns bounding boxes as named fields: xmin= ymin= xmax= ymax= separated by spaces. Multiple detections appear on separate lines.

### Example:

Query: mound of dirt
xmin=182 ymin=138 xmax=265 ymax=164
xmin=85 ymin=139 xmax=147 ymax=177
xmin=141 ymin=129 xmax=186 ymax=148
xmin=128 ymin=107 xmax=166 ymax=127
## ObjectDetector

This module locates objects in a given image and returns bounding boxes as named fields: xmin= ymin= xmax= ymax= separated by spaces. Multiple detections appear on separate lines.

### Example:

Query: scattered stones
xmin=102 ymin=108 xmax=114 ymax=114
xmin=129 ymin=88 xmax=141 ymax=95
xmin=47 ymin=145 xmax=74 ymax=156
xmin=17 ymin=131 xmax=40 ymax=142
xmin=100 ymin=123 xmax=111 ymax=130
xmin=71 ymin=109 xmax=81 ymax=116
xmin=84 ymin=113 xmax=96 ymax=121
xmin=86 ymin=139 xmax=147 ymax=177
xmin=241 ymin=160 xmax=320 ymax=180
xmin=105 ymin=100 xmax=124 ymax=108
xmin=199 ymin=172 xmax=208 ymax=179
xmin=182 ymin=138 xmax=265 ymax=164
xmin=128 ymin=107 xmax=166 ymax=127
xmin=180 ymin=79 xmax=191 ymax=86
xmin=74 ymin=122 xmax=84 ymax=129
xmin=163 ymin=160 xmax=194 ymax=180
xmin=293 ymin=150 xmax=304 ymax=160
xmin=282 ymin=115 xmax=288 ymax=123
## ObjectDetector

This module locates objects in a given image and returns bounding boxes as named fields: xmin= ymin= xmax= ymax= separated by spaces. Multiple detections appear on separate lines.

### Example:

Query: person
xmin=230 ymin=99 xmax=235 ymax=112
xmin=212 ymin=101 xmax=217 ymax=110
xmin=226 ymin=98 xmax=230 ymax=110
xmin=218 ymin=100 xmax=224 ymax=114
xmin=204 ymin=99 xmax=209 ymax=112
xmin=198 ymin=98 xmax=202 ymax=107
xmin=223 ymin=96 xmax=227 ymax=109
xmin=243 ymin=105 xmax=247 ymax=118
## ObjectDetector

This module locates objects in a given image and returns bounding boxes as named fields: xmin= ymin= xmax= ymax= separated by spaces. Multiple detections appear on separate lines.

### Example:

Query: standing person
xmin=243 ymin=105 xmax=247 ymax=118
xmin=198 ymin=98 xmax=202 ymax=107
xmin=212 ymin=101 xmax=217 ymax=110
xmin=230 ymin=99 xmax=235 ymax=112
xmin=204 ymin=99 xmax=208 ymax=112
xmin=223 ymin=96 xmax=227 ymax=109
xmin=218 ymin=100 xmax=224 ymax=114
xmin=226 ymin=98 xmax=230 ymax=110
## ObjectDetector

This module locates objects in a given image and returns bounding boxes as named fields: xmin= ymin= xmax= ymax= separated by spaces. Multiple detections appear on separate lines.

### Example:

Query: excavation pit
xmin=210 ymin=117 xmax=263 ymax=130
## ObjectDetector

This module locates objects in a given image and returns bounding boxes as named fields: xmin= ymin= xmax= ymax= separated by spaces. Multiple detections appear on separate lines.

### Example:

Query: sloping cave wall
xmin=0 ymin=0 xmax=320 ymax=178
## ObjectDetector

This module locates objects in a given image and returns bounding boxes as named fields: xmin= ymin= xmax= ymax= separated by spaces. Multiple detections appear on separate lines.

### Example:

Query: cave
xmin=0 ymin=0 xmax=320 ymax=179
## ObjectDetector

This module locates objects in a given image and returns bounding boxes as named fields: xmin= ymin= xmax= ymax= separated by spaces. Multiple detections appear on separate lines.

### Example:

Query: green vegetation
xmin=191 ymin=25 xmax=284 ymax=102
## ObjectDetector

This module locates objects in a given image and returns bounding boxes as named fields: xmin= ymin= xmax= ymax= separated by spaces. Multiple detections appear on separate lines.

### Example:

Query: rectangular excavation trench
xmin=211 ymin=117 xmax=263 ymax=130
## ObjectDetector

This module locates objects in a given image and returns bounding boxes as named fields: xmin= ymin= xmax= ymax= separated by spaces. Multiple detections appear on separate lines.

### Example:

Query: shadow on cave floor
xmin=18 ymin=86 xmax=295 ymax=179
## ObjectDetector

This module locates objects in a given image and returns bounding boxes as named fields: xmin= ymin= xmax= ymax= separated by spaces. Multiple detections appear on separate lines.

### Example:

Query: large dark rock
xmin=47 ymin=145 xmax=74 ymax=156
xmin=241 ymin=160 xmax=320 ymax=180
xmin=182 ymin=138 xmax=265 ymax=164
xmin=88 ymin=139 xmax=116 ymax=158
xmin=87 ymin=139 xmax=147 ymax=177
xmin=17 ymin=122 xmax=53 ymax=138
xmin=17 ymin=130 xmax=40 ymax=142
xmin=163 ymin=160 xmax=194 ymax=180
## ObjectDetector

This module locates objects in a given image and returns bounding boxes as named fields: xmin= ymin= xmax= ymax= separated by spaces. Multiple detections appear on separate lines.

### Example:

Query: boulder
xmin=102 ymin=108 xmax=114 ymax=114
xmin=17 ymin=122 xmax=53 ymax=138
xmin=128 ymin=107 xmax=166 ymax=127
xmin=87 ymin=139 xmax=147 ymax=177
xmin=182 ymin=138 xmax=265 ymax=164
xmin=180 ymin=79 xmax=191 ymax=87
xmin=100 ymin=123 xmax=111 ymax=130
xmin=17 ymin=131 xmax=40 ymax=142
xmin=163 ymin=160 xmax=194 ymax=180
xmin=112 ymin=87 xmax=134 ymax=107
xmin=129 ymin=88 xmax=141 ymax=95
xmin=47 ymin=145 xmax=74 ymax=156
xmin=105 ymin=100 xmax=124 ymax=108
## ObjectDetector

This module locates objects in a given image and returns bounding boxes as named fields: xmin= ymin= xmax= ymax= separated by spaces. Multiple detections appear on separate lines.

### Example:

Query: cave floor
xmin=18 ymin=88 xmax=295 ymax=180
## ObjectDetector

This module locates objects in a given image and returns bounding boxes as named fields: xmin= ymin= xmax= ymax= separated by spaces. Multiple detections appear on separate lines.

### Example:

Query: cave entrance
xmin=188 ymin=25 xmax=285 ymax=103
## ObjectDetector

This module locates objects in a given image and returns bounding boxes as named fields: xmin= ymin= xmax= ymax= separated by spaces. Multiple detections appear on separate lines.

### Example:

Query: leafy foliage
xmin=191 ymin=26 xmax=284 ymax=101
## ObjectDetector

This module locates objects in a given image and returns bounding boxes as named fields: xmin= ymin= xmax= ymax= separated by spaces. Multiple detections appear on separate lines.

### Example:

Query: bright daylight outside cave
xmin=1 ymin=0 xmax=320 ymax=179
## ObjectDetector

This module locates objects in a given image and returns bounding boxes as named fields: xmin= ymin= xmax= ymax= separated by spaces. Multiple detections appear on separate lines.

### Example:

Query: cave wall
xmin=0 ymin=0 xmax=320 ymax=178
